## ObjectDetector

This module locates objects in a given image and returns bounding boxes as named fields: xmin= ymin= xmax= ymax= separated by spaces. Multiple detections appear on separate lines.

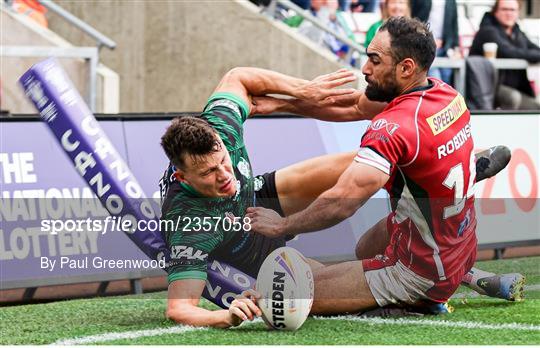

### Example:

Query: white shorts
xmin=364 ymin=258 xmax=435 ymax=307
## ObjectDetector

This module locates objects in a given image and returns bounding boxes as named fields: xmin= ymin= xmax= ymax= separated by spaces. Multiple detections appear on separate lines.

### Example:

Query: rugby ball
xmin=256 ymin=247 xmax=314 ymax=331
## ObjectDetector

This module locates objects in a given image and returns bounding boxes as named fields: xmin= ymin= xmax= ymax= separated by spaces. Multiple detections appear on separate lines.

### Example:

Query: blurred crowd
xmin=272 ymin=0 xmax=540 ymax=110
xmin=7 ymin=0 xmax=540 ymax=111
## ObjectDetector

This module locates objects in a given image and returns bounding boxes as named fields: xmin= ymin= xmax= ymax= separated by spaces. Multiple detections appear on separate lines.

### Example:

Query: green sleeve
xmin=168 ymin=270 xmax=207 ymax=283
xmin=206 ymin=92 xmax=250 ymax=123
xmin=202 ymin=92 xmax=249 ymax=150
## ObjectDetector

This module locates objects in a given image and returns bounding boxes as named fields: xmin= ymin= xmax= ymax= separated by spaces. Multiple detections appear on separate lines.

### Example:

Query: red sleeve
xmin=356 ymin=112 xmax=415 ymax=175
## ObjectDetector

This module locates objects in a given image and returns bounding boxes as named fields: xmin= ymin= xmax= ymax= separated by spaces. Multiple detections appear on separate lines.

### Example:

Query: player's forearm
xmin=282 ymin=189 xmax=363 ymax=236
xmin=356 ymin=94 xmax=387 ymax=119
xmin=284 ymin=99 xmax=365 ymax=121
xmin=231 ymin=67 xmax=308 ymax=98
xmin=167 ymin=306 xmax=233 ymax=328
xmin=258 ymin=96 xmax=386 ymax=122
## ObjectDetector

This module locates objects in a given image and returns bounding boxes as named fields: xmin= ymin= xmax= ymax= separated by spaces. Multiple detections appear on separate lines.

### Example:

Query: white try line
xmin=317 ymin=316 xmax=540 ymax=331
xmin=53 ymin=325 xmax=206 ymax=345
xmin=452 ymin=284 xmax=540 ymax=299
xmin=53 ymin=314 xmax=540 ymax=345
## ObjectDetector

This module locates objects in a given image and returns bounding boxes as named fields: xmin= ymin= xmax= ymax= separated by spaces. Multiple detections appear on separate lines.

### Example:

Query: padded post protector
xmin=19 ymin=58 xmax=254 ymax=308
xmin=19 ymin=58 xmax=169 ymax=263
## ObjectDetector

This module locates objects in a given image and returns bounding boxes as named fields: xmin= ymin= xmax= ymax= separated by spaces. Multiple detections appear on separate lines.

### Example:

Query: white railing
xmin=38 ymin=0 xmax=116 ymax=50
xmin=432 ymin=57 xmax=531 ymax=95
xmin=2 ymin=46 xmax=99 ymax=110
xmin=266 ymin=0 xmax=365 ymax=67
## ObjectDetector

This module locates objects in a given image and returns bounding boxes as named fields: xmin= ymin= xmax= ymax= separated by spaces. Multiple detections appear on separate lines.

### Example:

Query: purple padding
xmin=19 ymin=58 xmax=169 ymax=263
xmin=17 ymin=59 xmax=253 ymax=309
xmin=204 ymin=260 xmax=255 ymax=309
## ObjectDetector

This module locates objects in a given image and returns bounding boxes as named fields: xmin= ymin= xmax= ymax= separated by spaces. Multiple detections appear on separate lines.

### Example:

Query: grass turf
xmin=1 ymin=256 xmax=539 ymax=345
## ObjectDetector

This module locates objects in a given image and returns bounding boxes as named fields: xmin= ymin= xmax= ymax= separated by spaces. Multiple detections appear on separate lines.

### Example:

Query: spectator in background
xmin=338 ymin=0 xmax=351 ymax=11
xmin=12 ymin=0 xmax=47 ymax=27
xmin=291 ymin=0 xmax=351 ymax=60
xmin=352 ymin=0 xmax=379 ymax=12
xmin=365 ymin=0 xmax=410 ymax=48
xmin=410 ymin=0 xmax=459 ymax=85
xmin=292 ymin=0 xmax=312 ymax=10
xmin=469 ymin=0 xmax=540 ymax=110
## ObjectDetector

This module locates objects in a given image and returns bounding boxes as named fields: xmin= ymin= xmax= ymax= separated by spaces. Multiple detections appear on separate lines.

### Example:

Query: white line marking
xmin=53 ymin=325 xmax=206 ymax=345
xmin=452 ymin=284 xmax=540 ymax=299
xmin=316 ymin=316 xmax=540 ymax=331
xmin=53 ymin=296 xmax=540 ymax=345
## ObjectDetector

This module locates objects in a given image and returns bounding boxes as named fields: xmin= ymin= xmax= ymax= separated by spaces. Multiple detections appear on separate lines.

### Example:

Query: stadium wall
xmin=46 ymin=0 xmax=347 ymax=113
xmin=1 ymin=113 xmax=538 ymax=291
xmin=0 ymin=8 xmax=89 ymax=114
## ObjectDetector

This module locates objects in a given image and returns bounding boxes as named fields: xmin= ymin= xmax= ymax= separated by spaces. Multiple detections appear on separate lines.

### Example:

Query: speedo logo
xmin=171 ymin=245 xmax=208 ymax=261
xmin=426 ymin=94 xmax=467 ymax=135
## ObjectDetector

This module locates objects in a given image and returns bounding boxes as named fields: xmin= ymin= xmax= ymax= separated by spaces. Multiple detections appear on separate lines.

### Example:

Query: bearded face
xmin=364 ymin=65 xmax=401 ymax=103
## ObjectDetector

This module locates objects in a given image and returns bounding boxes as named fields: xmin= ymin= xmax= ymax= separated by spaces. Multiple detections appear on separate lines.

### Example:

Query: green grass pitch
xmin=1 ymin=256 xmax=539 ymax=345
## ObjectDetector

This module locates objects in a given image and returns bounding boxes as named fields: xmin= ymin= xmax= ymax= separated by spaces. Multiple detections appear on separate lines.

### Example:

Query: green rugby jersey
xmin=160 ymin=93 xmax=261 ymax=283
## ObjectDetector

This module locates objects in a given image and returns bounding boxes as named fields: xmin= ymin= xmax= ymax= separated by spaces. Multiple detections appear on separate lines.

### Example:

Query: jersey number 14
xmin=442 ymin=151 xmax=476 ymax=219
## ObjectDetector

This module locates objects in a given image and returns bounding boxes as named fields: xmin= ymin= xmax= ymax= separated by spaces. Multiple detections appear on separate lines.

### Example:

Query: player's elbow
xmin=166 ymin=304 xmax=198 ymax=326
xmin=329 ymin=189 xmax=359 ymax=221
xmin=166 ymin=307 xmax=187 ymax=325
xmin=225 ymin=67 xmax=250 ymax=81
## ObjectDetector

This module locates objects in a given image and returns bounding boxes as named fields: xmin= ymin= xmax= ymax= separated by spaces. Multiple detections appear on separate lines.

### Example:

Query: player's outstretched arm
xmin=167 ymin=279 xmax=261 ymax=328
xmin=251 ymin=93 xmax=387 ymax=121
xmin=247 ymin=162 xmax=389 ymax=237
xmin=213 ymin=67 xmax=358 ymax=114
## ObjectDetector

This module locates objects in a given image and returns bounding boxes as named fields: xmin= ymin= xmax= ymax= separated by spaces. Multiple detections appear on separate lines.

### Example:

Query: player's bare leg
xmin=275 ymin=151 xmax=355 ymax=216
xmin=355 ymin=217 xmax=525 ymax=302
xmin=310 ymin=261 xmax=378 ymax=315
xmin=355 ymin=217 xmax=389 ymax=259
xmin=306 ymin=258 xmax=325 ymax=271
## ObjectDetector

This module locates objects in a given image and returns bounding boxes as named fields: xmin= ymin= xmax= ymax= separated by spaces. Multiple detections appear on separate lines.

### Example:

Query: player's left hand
xmin=246 ymin=207 xmax=287 ymax=238
xmin=297 ymin=68 xmax=358 ymax=105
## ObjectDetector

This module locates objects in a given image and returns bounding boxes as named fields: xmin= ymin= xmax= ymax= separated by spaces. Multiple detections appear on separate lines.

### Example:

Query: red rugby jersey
xmin=356 ymin=78 xmax=477 ymax=281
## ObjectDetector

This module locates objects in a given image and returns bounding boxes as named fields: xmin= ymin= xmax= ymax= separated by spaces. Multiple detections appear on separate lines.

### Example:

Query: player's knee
xmin=355 ymin=239 xmax=366 ymax=260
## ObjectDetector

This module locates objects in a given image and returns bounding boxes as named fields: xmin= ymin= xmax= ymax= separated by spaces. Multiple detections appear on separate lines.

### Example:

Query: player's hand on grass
xmin=297 ymin=68 xmax=358 ymax=106
xmin=228 ymin=289 xmax=262 ymax=327
xmin=246 ymin=207 xmax=286 ymax=238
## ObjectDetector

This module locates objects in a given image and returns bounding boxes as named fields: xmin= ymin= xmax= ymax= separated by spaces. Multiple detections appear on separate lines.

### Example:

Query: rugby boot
xmin=476 ymin=273 xmax=526 ymax=301
xmin=475 ymin=145 xmax=511 ymax=182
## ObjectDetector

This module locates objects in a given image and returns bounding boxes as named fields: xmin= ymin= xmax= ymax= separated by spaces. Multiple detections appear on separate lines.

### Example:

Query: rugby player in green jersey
xmin=160 ymin=67 xmax=521 ymax=328
xmin=160 ymin=67 xmax=375 ymax=328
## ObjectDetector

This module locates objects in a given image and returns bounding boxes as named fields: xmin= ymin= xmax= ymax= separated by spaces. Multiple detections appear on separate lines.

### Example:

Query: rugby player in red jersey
xmin=248 ymin=17 xmax=524 ymax=314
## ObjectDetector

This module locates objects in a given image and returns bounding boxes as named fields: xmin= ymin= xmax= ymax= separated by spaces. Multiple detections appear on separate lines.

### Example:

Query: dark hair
xmin=161 ymin=116 xmax=220 ymax=169
xmin=379 ymin=16 xmax=436 ymax=72
xmin=491 ymin=0 xmax=521 ymax=14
